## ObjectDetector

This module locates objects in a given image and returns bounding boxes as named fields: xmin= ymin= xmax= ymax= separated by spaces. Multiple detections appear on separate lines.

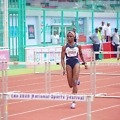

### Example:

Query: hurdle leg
xmin=92 ymin=52 xmax=97 ymax=96
xmin=4 ymin=63 xmax=8 ymax=93
xmin=1 ymin=62 xmax=8 ymax=120
xmin=3 ymin=94 xmax=8 ymax=120
xmin=33 ymin=50 xmax=36 ymax=73
xmin=2 ymin=62 xmax=8 ymax=93
xmin=0 ymin=100 xmax=1 ymax=120
xmin=90 ymin=51 xmax=96 ymax=96
xmin=48 ymin=62 xmax=51 ymax=93
xmin=86 ymin=96 xmax=92 ymax=120
xmin=58 ymin=62 xmax=63 ymax=75
xmin=2 ymin=63 xmax=5 ymax=93
xmin=0 ymin=94 xmax=3 ymax=120
xmin=45 ymin=62 xmax=48 ymax=93
xmin=90 ymin=51 xmax=93 ymax=94
xmin=90 ymin=60 xmax=94 ymax=94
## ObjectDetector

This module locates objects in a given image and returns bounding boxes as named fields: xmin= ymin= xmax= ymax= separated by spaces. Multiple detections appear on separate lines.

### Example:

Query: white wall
xmin=25 ymin=9 xmax=119 ymax=45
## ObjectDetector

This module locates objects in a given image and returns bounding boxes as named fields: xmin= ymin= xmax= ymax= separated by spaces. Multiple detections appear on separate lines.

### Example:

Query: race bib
xmin=66 ymin=47 xmax=78 ymax=57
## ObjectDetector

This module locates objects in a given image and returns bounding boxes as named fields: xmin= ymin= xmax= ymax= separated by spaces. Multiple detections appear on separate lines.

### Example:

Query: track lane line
xmin=60 ymin=104 xmax=120 ymax=120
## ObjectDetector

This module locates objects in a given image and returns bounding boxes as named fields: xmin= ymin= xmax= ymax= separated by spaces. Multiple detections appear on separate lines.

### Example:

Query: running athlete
xmin=61 ymin=31 xmax=88 ymax=109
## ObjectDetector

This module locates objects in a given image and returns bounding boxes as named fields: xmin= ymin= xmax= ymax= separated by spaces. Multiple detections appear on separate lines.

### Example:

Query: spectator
xmin=101 ymin=21 xmax=107 ymax=42
xmin=111 ymin=28 xmax=120 ymax=57
xmin=106 ymin=22 xmax=112 ymax=42
xmin=73 ymin=27 xmax=79 ymax=43
xmin=51 ymin=31 xmax=59 ymax=44
xmin=98 ymin=27 xmax=103 ymax=51
xmin=89 ymin=28 xmax=100 ymax=60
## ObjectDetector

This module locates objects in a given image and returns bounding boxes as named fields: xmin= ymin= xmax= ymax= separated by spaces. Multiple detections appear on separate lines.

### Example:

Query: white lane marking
xmin=61 ymin=104 xmax=120 ymax=120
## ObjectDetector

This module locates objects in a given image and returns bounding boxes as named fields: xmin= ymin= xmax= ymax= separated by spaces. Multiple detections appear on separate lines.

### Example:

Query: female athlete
xmin=61 ymin=31 xmax=88 ymax=109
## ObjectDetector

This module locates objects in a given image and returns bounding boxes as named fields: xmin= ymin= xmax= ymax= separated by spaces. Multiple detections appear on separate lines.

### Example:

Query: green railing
xmin=8 ymin=0 xmax=26 ymax=61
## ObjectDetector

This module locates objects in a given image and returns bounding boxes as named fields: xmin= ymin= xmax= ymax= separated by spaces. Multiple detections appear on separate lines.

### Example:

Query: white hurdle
xmin=8 ymin=61 xmax=52 ymax=93
xmin=91 ymin=51 xmax=120 ymax=97
xmin=33 ymin=51 xmax=62 ymax=75
xmin=0 ymin=92 xmax=94 ymax=120
xmin=0 ymin=61 xmax=8 ymax=120
xmin=0 ymin=61 xmax=94 ymax=120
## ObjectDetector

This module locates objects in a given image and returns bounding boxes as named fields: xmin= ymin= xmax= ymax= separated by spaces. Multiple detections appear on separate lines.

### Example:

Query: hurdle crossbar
xmin=95 ymin=95 xmax=120 ymax=99
xmin=33 ymin=51 xmax=61 ymax=54
xmin=0 ymin=92 xmax=94 ymax=120
xmin=0 ymin=92 xmax=94 ymax=101
xmin=95 ymin=93 xmax=120 ymax=99
xmin=94 ymin=51 xmax=120 ymax=54
xmin=96 ymin=72 xmax=120 ymax=76
xmin=80 ymin=72 xmax=120 ymax=76
xmin=8 ymin=61 xmax=42 ymax=66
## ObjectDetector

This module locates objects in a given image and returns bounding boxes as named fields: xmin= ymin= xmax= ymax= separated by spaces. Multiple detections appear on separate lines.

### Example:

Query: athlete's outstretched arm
xmin=61 ymin=46 xmax=66 ymax=75
xmin=78 ymin=45 xmax=88 ymax=69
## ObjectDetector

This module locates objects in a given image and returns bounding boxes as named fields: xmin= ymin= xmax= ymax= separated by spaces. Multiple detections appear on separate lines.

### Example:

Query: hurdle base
xmin=95 ymin=94 xmax=120 ymax=99
xmin=95 ymin=93 xmax=107 ymax=97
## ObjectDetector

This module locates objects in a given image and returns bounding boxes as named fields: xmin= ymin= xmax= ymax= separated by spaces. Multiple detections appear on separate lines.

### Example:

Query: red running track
xmin=0 ymin=65 xmax=120 ymax=120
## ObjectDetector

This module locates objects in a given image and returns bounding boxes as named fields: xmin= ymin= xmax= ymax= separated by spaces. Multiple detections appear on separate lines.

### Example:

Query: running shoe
xmin=70 ymin=102 xmax=76 ymax=109
xmin=75 ymin=80 xmax=80 ymax=85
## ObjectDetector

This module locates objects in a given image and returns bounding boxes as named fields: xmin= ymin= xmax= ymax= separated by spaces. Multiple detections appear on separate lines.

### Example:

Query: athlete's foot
xmin=70 ymin=102 xmax=76 ymax=109
xmin=75 ymin=80 xmax=80 ymax=85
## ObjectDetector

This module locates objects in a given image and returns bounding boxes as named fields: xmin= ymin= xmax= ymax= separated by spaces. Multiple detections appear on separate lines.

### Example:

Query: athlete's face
xmin=67 ymin=33 xmax=74 ymax=43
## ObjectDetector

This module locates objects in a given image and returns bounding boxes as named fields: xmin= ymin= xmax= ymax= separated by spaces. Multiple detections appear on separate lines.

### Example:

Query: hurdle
xmin=33 ymin=51 xmax=62 ymax=75
xmin=0 ymin=92 xmax=94 ymax=120
xmin=8 ymin=61 xmax=52 ymax=93
xmin=0 ymin=61 xmax=52 ymax=120
xmin=91 ymin=51 xmax=120 ymax=97
xmin=0 ymin=61 xmax=8 ymax=120
xmin=0 ymin=61 xmax=94 ymax=120
xmin=1 ymin=61 xmax=52 ymax=94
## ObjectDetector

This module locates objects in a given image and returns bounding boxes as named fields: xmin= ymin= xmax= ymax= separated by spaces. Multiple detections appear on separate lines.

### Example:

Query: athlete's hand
xmin=82 ymin=62 xmax=88 ymax=69
xmin=63 ymin=70 xmax=66 ymax=75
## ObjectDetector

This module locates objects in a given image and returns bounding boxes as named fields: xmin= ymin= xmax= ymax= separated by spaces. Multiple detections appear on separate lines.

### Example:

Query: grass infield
xmin=0 ymin=58 xmax=119 ymax=76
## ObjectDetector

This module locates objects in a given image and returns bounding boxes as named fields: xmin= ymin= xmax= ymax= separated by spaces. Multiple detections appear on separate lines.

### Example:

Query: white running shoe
xmin=75 ymin=80 xmax=80 ymax=85
xmin=70 ymin=102 xmax=76 ymax=109
xmin=77 ymin=80 xmax=80 ymax=85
